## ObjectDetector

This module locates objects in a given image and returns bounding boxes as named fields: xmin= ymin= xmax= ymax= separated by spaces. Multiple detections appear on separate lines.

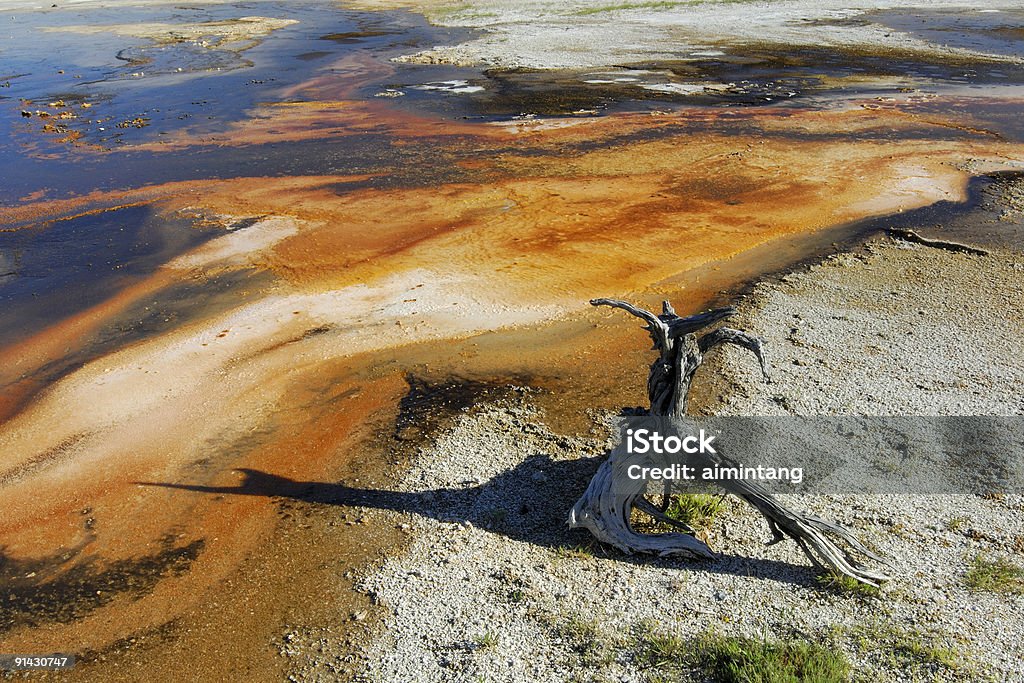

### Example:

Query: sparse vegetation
xmin=481 ymin=507 xmax=507 ymax=527
xmin=426 ymin=3 xmax=499 ymax=21
xmin=428 ymin=3 xmax=470 ymax=18
xmin=554 ymin=543 xmax=597 ymax=560
xmin=473 ymin=630 xmax=498 ymax=650
xmin=575 ymin=1 xmax=693 ymax=15
xmin=664 ymin=493 xmax=724 ymax=531
xmin=633 ymin=622 xmax=850 ymax=682
xmin=817 ymin=571 xmax=881 ymax=598
xmin=945 ymin=515 xmax=969 ymax=532
xmin=964 ymin=554 xmax=1024 ymax=594
xmin=848 ymin=621 xmax=962 ymax=675
xmin=574 ymin=0 xmax=757 ymax=13
xmin=635 ymin=627 xmax=687 ymax=669
xmin=691 ymin=632 xmax=850 ymax=683
xmin=891 ymin=636 xmax=959 ymax=670
xmin=631 ymin=492 xmax=725 ymax=538
xmin=557 ymin=616 xmax=622 ymax=668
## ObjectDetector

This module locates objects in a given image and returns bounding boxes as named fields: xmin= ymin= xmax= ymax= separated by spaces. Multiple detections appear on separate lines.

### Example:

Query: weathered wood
xmin=569 ymin=298 xmax=890 ymax=586
xmin=888 ymin=228 xmax=989 ymax=256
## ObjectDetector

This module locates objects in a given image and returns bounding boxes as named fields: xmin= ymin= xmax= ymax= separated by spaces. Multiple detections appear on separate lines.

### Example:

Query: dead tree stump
xmin=568 ymin=298 xmax=889 ymax=586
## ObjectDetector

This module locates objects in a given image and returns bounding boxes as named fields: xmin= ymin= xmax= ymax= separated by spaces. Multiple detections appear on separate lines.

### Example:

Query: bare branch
xmin=591 ymin=298 xmax=669 ymax=351
xmin=888 ymin=228 xmax=989 ymax=256
xmin=699 ymin=327 xmax=769 ymax=379
xmin=665 ymin=307 xmax=734 ymax=339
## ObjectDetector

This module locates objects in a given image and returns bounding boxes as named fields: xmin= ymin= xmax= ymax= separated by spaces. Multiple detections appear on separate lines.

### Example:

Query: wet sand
xmin=2 ymin=1 xmax=1024 ymax=680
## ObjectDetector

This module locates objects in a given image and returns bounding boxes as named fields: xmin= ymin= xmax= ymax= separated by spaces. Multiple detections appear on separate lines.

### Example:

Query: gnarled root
xmin=569 ymin=458 xmax=714 ymax=559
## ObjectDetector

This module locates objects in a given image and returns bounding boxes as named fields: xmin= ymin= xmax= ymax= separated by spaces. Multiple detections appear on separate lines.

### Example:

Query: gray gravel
xmin=702 ymin=239 xmax=1024 ymax=417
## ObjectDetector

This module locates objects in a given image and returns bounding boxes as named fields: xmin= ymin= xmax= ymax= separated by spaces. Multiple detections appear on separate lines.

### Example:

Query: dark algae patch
xmin=395 ymin=374 xmax=525 ymax=443
xmin=75 ymin=619 xmax=182 ymax=665
xmin=393 ymin=38 xmax=1024 ymax=119
xmin=320 ymin=29 xmax=402 ymax=43
xmin=0 ymin=537 xmax=204 ymax=635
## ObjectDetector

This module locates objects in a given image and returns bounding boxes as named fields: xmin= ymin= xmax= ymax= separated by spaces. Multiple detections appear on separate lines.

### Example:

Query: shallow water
xmin=0 ymin=1 xmax=474 ymax=198
xmin=869 ymin=8 xmax=1024 ymax=61
xmin=0 ymin=204 xmax=223 ymax=345
xmin=4 ymin=4 xmax=1024 ymax=204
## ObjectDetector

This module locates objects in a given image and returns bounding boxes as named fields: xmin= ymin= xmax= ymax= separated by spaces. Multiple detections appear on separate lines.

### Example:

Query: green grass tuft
xmin=558 ymin=616 xmax=621 ymax=668
xmin=945 ymin=515 xmax=969 ymax=532
xmin=817 ymin=571 xmax=881 ymax=598
xmin=848 ymin=621 xmax=963 ymax=674
xmin=554 ymin=542 xmax=597 ymax=560
xmin=473 ymin=630 xmax=498 ymax=650
xmin=690 ymin=632 xmax=850 ymax=683
xmin=633 ymin=624 xmax=850 ymax=683
xmin=890 ymin=636 xmax=959 ymax=670
xmin=965 ymin=554 xmax=1024 ymax=594
xmin=664 ymin=493 xmax=723 ymax=531
xmin=637 ymin=630 xmax=688 ymax=669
